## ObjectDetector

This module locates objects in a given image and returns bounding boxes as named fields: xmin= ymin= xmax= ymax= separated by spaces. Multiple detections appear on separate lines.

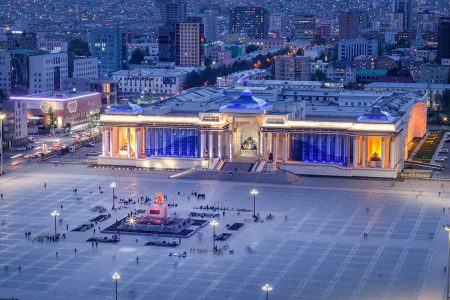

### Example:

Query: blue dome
xmin=357 ymin=106 xmax=394 ymax=123
xmin=220 ymin=90 xmax=271 ymax=113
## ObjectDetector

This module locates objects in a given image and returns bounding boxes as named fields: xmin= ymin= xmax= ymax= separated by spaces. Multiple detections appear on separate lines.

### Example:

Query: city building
xmin=158 ymin=23 xmax=177 ymax=62
xmin=337 ymin=39 xmax=378 ymax=61
xmin=437 ymin=17 xmax=450 ymax=65
xmin=391 ymin=0 xmax=412 ymax=31
xmin=1 ymin=99 xmax=27 ymax=146
xmin=1 ymin=31 xmax=37 ymax=50
xmin=69 ymin=56 xmax=98 ymax=79
xmin=275 ymin=56 xmax=312 ymax=81
xmin=98 ymin=87 xmax=427 ymax=178
xmin=0 ymin=49 xmax=68 ymax=96
xmin=417 ymin=10 xmax=438 ymax=41
xmin=269 ymin=13 xmax=283 ymax=35
xmin=230 ymin=6 xmax=269 ymax=39
xmin=246 ymin=38 xmax=287 ymax=51
xmin=175 ymin=17 xmax=205 ymax=67
xmin=217 ymin=69 xmax=269 ymax=87
xmin=357 ymin=69 xmax=388 ymax=85
xmin=11 ymin=91 xmax=102 ymax=130
xmin=159 ymin=0 xmax=187 ymax=24
xmin=338 ymin=9 xmax=370 ymax=40
xmin=326 ymin=61 xmax=357 ymax=85
xmin=63 ymin=78 xmax=117 ymax=106
xmin=37 ymin=40 xmax=68 ymax=52
xmin=202 ymin=9 xmax=218 ymax=42
xmin=111 ymin=68 xmax=187 ymax=96
xmin=418 ymin=64 xmax=449 ymax=84
xmin=365 ymin=82 xmax=450 ymax=99
xmin=89 ymin=27 xmax=128 ymax=78
xmin=294 ymin=13 xmax=316 ymax=40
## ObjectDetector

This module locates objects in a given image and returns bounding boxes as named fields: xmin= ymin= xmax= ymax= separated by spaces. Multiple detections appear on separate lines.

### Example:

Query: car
xmin=83 ymin=142 xmax=95 ymax=147
xmin=445 ymin=138 xmax=450 ymax=143
xmin=436 ymin=157 xmax=448 ymax=162
xmin=439 ymin=149 xmax=449 ymax=153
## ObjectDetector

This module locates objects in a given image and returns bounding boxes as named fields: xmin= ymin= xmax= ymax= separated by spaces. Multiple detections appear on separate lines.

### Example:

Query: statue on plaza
xmin=241 ymin=137 xmax=257 ymax=150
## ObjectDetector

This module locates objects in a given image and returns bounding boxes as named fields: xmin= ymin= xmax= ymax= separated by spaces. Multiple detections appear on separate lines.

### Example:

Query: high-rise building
xmin=417 ymin=10 xmax=438 ymax=41
xmin=230 ymin=6 xmax=269 ymax=39
xmin=158 ymin=24 xmax=177 ymax=62
xmin=294 ymin=13 xmax=316 ymax=40
xmin=202 ymin=9 xmax=218 ymax=42
xmin=437 ymin=17 xmax=450 ymax=65
xmin=89 ymin=28 xmax=128 ymax=78
xmin=176 ymin=17 xmax=205 ymax=67
xmin=269 ymin=13 xmax=283 ymax=34
xmin=160 ymin=0 xmax=187 ymax=24
xmin=337 ymin=39 xmax=378 ymax=61
xmin=0 ymin=49 xmax=68 ymax=96
xmin=1 ymin=31 xmax=37 ymax=50
xmin=275 ymin=55 xmax=312 ymax=81
xmin=391 ymin=0 xmax=412 ymax=31
xmin=338 ymin=9 xmax=370 ymax=40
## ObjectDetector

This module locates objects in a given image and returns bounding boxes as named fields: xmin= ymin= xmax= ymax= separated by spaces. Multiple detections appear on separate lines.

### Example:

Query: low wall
xmin=98 ymin=156 xmax=204 ymax=169
xmin=279 ymin=162 xmax=400 ymax=178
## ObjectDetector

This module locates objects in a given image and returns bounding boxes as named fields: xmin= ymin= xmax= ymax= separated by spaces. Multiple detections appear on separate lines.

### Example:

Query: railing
xmin=38 ymin=156 xmax=97 ymax=165
xmin=401 ymin=172 xmax=450 ymax=180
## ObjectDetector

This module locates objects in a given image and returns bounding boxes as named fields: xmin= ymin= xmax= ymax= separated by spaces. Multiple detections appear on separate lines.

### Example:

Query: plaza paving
xmin=0 ymin=163 xmax=449 ymax=300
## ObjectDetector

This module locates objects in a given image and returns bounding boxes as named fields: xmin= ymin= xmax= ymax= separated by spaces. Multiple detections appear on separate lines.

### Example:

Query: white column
xmin=326 ymin=135 xmax=331 ymax=161
xmin=272 ymin=133 xmax=278 ymax=162
xmin=110 ymin=127 xmax=114 ymax=158
xmin=390 ymin=137 xmax=395 ymax=169
xmin=135 ymin=128 xmax=141 ymax=159
xmin=229 ymin=128 xmax=233 ymax=161
xmin=209 ymin=131 xmax=214 ymax=159
xmin=102 ymin=128 xmax=107 ymax=157
xmin=127 ymin=128 xmax=131 ymax=158
xmin=200 ymin=130 xmax=206 ymax=158
xmin=361 ymin=136 xmax=366 ymax=168
xmin=282 ymin=133 xmax=287 ymax=162
xmin=353 ymin=136 xmax=358 ymax=167
xmin=335 ymin=134 xmax=340 ymax=162
xmin=263 ymin=132 xmax=268 ymax=160
xmin=380 ymin=137 xmax=385 ymax=168
xmin=218 ymin=131 xmax=223 ymax=159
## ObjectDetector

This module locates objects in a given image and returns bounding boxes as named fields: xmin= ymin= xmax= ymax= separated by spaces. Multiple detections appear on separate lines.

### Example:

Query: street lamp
xmin=250 ymin=188 xmax=258 ymax=218
xmin=444 ymin=224 xmax=450 ymax=299
xmin=210 ymin=220 xmax=218 ymax=253
xmin=112 ymin=272 xmax=120 ymax=300
xmin=110 ymin=182 xmax=116 ymax=210
xmin=262 ymin=283 xmax=273 ymax=300
xmin=0 ymin=113 xmax=5 ymax=176
xmin=51 ymin=210 xmax=60 ymax=237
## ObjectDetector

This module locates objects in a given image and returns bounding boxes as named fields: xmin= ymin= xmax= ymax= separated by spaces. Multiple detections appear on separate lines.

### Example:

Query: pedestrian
xmin=98 ymin=186 xmax=101 ymax=191
xmin=74 ymin=248 xmax=77 ymax=254
xmin=60 ymin=204 xmax=63 ymax=211
xmin=1 ymin=193 xmax=3 ymax=199
xmin=18 ymin=266 xmax=21 ymax=272
xmin=66 ymin=224 xmax=69 ymax=232
xmin=136 ymin=256 xmax=139 ymax=262
xmin=93 ymin=228 xmax=96 ymax=234
xmin=44 ymin=182 xmax=47 ymax=189
xmin=95 ymin=242 xmax=98 ymax=247
xmin=179 ymin=238 xmax=181 ymax=244
xmin=91 ymin=242 xmax=94 ymax=247
xmin=439 ymin=192 xmax=442 ymax=196
xmin=445 ymin=266 xmax=447 ymax=273
xmin=56 ymin=251 xmax=58 ymax=257
xmin=222 ymin=211 xmax=225 ymax=217
xmin=444 ymin=207 xmax=446 ymax=214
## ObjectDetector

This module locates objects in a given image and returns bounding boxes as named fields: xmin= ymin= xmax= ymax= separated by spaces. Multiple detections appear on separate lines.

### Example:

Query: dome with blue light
xmin=219 ymin=90 xmax=272 ymax=113
xmin=357 ymin=106 xmax=394 ymax=123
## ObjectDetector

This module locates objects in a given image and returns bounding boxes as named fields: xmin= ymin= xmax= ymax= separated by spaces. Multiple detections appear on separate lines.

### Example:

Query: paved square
xmin=0 ymin=164 xmax=448 ymax=300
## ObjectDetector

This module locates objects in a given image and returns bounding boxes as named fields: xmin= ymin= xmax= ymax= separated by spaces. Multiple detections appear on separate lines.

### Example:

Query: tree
xmin=68 ymin=38 xmax=90 ymax=56
xmin=311 ymin=70 xmax=328 ymax=81
xmin=204 ymin=57 xmax=213 ymax=66
xmin=296 ymin=48 xmax=304 ymax=56
xmin=47 ymin=107 xmax=57 ymax=128
xmin=129 ymin=48 xmax=145 ymax=65
xmin=245 ymin=44 xmax=261 ymax=54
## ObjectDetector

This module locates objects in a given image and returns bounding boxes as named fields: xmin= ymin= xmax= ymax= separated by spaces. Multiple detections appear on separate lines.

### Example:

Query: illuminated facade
xmin=99 ymin=87 xmax=427 ymax=178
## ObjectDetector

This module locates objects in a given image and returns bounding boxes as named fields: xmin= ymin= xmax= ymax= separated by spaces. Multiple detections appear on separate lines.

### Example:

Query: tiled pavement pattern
xmin=0 ymin=164 xmax=448 ymax=300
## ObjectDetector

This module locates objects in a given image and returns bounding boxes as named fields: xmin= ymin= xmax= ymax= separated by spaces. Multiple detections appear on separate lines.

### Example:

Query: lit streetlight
xmin=262 ymin=283 xmax=273 ymax=300
xmin=112 ymin=272 xmax=120 ymax=300
xmin=444 ymin=224 xmax=450 ymax=298
xmin=250 ymin=188 xmax=258 ymax=218
xmin=210 ymin=220 xmax=218 ymax=252
xmin=51 ymin=210 xmax=60 ymax=237
xmin=0 ymin=113 xmax=5 ymax=176
xmin=110 ymin=182 xmax=116 ymax=210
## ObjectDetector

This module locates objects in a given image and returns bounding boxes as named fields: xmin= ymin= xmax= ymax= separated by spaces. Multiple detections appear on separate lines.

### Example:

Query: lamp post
xmin=0 ymin=113 xmax=5 ymax=176
xmin=110 ymin=182 xmax=116 ymax=210
xmin=210 ymin=220 xmax=218 ymax=252
xmin=444 ymin=224 xmax=450 ymax=299
xmin=250 ymin=188 xmax=258 ymax=218
xmin=112 ymin=272 xmax=120 ymax=300
xmin=51 ymin=210 xmax=60 ymax=237
xmin=262 ymin=283 xmax=273 ymax=300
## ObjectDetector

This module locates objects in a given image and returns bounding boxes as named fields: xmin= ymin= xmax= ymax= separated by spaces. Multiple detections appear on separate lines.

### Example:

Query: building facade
xmin=175 ymin=17 xmax=205 ymax=67
xmin=275 ymin=56 xmax=312 ymax=81
xmin=230 ymin=6 xmax=269 ymax=39
xmin=294 ymin=13 xmax=316 ymax=40
xmin=338 ymin=9 xmax=370 ymax=40
xmin=338 ymin=39 xmax=379 ymax=61
xmin=70 ymin=56 xmax=99 ymax=79
xmin=98 ymin=87 xmax=427 ymax=178
xmin=437 ymin=17 xmax=450 ymax=65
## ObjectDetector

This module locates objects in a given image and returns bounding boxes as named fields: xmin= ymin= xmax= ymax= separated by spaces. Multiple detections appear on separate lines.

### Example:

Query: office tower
xmin=337 ymin=39 xmax=378 ymax=61
xmin=391 ymin=0 xmax=412 ymax=31
xmin=202 ymin=9 xmax=218 ymax=42
xmin=160 ymin=0 xmax=187 ymax=24
xmin=338 ymin=9 xmax=370 ymax=39
xmin=417 ymin=10 xmax=438 ymax=41
xmin=0 ymin=50 xmax=68 ymax=96
xmin=3 ymin=31 xmax=37 ymax=50
xmin=269 ymin=13 xmax=283 ymax=34
xmin=89 ymin=28 xmax=128 ymax=78
xmin=437 ymin=17 xmax=450 ymax=64
xmin=294 ymin=13 xmax=316 ymax=40
xmin=176 ymin=17 xmax=205 ymax=67
xmin=158 ymin=24 xmax=177 ymax=62
xmin=230 ymin=6 xmax=269 ymax=39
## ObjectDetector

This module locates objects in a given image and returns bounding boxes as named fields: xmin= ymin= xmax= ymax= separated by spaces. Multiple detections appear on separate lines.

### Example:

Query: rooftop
xmin=10 ymin=91 xmax=101 ymax=102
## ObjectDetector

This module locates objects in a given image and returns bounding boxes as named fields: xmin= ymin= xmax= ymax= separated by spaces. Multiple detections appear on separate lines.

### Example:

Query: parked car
xmin=444 ymin=138 xmax=450 ymax=142
xmin=84 ymin=142 xmax=95 ymax=148
xmin=436 ymin=157 xmax=448 ymax=162
xmin=439 ymin=149 xmax=449 ymax=153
